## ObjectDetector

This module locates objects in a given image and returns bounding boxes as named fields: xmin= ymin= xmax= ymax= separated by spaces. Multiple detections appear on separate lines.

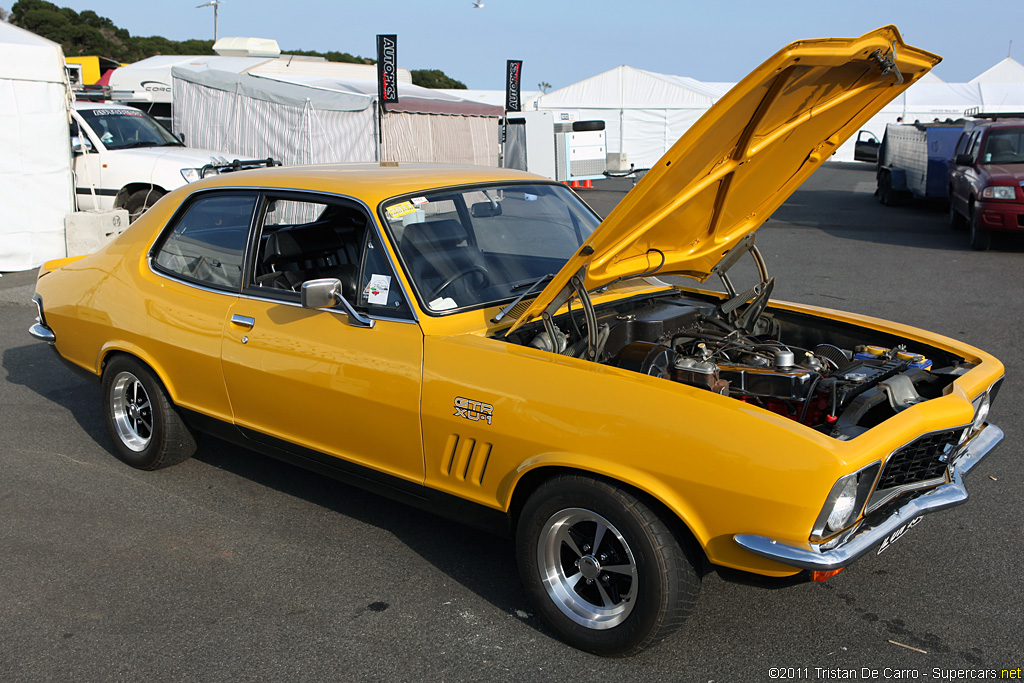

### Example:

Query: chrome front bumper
xmin=734 ymin=424 xmax=1004 ymax=571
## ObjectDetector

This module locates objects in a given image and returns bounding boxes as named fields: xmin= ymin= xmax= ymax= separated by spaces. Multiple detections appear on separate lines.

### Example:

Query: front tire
xmin=516 ymin=475 xmax=700 ymax=656
xmin=123 ymin=188 xmax=165 ymax=223
xmin=101 ymin=356 xmax=197 ymax=470
xmin=968 ymin=201 xmax=991 ymax=251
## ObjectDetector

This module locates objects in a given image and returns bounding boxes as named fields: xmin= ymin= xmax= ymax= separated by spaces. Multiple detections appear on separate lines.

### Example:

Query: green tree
xmin=411 ymin=69 xmax=466 ymax=89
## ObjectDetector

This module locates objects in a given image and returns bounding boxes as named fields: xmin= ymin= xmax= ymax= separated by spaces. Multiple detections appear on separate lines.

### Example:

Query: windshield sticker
xmin=411 ymin=196 xmax=429 ymax=205
xmin=524 ymin=193 xmax=537 ymax=201
xmin=385 ymin=201 xmax=417 ymax=220
xmin=429 ymin=296 xmax=457 ymax=311
xmin=91 ymin=109 xmax=144 ymax=116
xmin=364 ymin=274 xmax=391 ymax=305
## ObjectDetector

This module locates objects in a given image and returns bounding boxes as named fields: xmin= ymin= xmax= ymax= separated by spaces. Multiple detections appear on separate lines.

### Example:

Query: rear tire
xmin=516 ymin=475 xmax=700 ymax=656
xmin=101 ymin=355 xmax=197 ymax=470
xmin=877 ymin=172 xmax=896 ymax=206
xmin=968 ymin=201 xmax=991 ymax=251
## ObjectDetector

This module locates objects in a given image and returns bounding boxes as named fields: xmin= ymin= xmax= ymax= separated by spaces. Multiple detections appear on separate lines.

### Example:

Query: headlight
xmin=827 ymin=477 xmax=858 ymax=529
xmin=811 ymin=462 xmax=880 ymax=540
xmin=972 ymin=392 xmax=991 ymax=434
xmin=982 ymin=186 xmax=1016 ymax=199
xmin=181 ymin=167 xmax=218 ymax=183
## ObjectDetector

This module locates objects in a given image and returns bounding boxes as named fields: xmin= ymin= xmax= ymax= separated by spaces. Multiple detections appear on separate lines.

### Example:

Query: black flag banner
xmin=506 ymin=59 xmax=522 ymax=112
xmin=377 ymin=34 xmax=399 ymax=104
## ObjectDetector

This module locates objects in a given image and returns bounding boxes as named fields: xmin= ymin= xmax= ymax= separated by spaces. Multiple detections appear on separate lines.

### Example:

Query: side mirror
xmin=301 ymin=278 xmax=341 ymax=309
xmin=300 ymin=278 xmax=375 ymax=328
xmin=71 ymin=135 xmax=94 ymax=154
xmin=955 ymin=153 xmax=974 ymax=166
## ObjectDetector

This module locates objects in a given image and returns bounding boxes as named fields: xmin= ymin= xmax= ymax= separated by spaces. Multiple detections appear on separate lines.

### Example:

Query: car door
xmin=147 ymin=190 xmax=258 ymax=421
xmin=221 ymin=192 xmax=425 ymax=483
xmin=70 ymin=110 xmax=111 ymax=211
xmin=949 ymin=130 xmax=977 ymax=215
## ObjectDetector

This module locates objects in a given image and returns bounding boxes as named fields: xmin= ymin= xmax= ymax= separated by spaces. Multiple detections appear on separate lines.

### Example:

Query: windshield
xmin=981 ymin=128 xmax=1024 ymax=164
xmin=78 ymin=107 xmax=181 ymax=150
xmin=382 ymin=183 xmax=601 ymax=314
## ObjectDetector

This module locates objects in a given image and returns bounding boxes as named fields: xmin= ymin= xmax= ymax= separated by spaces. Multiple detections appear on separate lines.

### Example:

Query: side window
xmin=251 ymin=196 xmax=367 ymax=300
xmin=358 ymin=232 xmax=412 ymax=319
xmin=250 ymin=194 xmax=412 ymax=319
xmin=153 ymin=193 xmax=256 ymax=290
xmin=967 ymin=131 xmax=983 ymax=160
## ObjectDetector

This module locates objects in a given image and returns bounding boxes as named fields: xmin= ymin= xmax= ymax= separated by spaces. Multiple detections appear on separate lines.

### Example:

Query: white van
xmin=70 ymin=101 xmax=232 ymax=220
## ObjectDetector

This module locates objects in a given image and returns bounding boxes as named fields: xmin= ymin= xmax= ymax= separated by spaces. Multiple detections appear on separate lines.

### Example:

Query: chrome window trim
xmin=146 ymin=185 xmax=419 ymax=324
xmin=147 ymin=259 xmax=419 ymax=326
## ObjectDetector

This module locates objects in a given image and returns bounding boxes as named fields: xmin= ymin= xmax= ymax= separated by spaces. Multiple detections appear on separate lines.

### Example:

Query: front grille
xmin=877 ymin=428 xmax=963 ymax=490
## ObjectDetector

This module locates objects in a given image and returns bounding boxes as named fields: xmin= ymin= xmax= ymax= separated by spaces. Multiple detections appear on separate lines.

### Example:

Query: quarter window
xmin=153 ymin=193 xmax=256 ymax=289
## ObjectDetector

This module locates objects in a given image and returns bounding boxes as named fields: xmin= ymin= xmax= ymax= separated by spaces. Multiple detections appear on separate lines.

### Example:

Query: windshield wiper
xmin=493 ymin=273 xmax=554 ymax=323
xmin=120 ymin=141 xmax=160 ymax=149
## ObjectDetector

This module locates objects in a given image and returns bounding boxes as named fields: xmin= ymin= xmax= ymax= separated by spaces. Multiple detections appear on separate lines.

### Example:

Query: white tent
xmin=970 ymin=57 xmax=1024 ymax=83
xmin=531 ymin=66 xmax=725 ymax=170
xmin=0 ymin=23 xmax=74 ymax=271
xmin=172 ymin=59 xmax=502 ymax=167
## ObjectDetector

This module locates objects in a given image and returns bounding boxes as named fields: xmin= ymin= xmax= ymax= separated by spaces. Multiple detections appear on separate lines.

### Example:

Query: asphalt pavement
xmin=2 ymin=163 xmax=1022 ymax=681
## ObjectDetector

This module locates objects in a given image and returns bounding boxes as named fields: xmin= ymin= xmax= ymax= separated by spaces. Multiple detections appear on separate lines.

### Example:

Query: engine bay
xmin=499 ymin=281 xmax=969 ymax=440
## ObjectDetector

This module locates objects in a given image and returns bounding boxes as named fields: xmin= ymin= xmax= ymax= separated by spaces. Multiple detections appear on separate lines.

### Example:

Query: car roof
xmin=187 ymin=163 xmax=545 ymax=207
xmin=73 ymin=101 xmax=141 ymax=111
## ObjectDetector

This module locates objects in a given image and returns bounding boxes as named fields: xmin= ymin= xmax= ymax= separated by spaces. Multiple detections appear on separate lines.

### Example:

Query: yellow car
xmin=30 ymin=27 xmax=1003 ymax=656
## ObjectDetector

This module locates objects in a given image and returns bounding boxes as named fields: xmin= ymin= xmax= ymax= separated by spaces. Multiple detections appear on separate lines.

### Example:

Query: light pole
xmin=195 ymin=0 xmax=225 ymax=42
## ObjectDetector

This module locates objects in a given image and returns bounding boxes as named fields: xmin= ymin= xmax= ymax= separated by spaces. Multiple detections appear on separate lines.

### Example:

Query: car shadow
xmin=190 ymin=436 xmax=543 ymax=629
xmin=1 ymin=339 xmax=552 ymax=639
xmin=4 ymin=338 xmax=815 ymax=648
xmin=2 ymin=341 xmax=109 ymax=450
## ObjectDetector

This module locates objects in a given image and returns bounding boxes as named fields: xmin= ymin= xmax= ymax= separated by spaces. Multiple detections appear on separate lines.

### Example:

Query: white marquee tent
xmin=530 ymin=66 xmax=726 ymax=170
xmin=0 ymin=22 xmax=74 ymax=271
xmin=172 ymin=59 xmax=503 ymax=168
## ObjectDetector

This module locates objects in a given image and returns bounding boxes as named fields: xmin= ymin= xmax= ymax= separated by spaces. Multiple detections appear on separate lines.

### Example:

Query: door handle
xmin=230 ymin=314 xmax=255 ymax=329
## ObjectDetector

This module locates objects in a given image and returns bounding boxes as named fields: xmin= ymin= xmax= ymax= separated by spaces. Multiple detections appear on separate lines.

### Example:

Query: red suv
xmin=948 ymin=117 xmax=1024 ymax=250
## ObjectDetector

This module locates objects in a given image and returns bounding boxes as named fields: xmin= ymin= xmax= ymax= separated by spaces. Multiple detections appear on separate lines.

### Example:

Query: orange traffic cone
xmin=570 ymin=180 xmax=581 ymax=188
xmin=582 ymin=179 xmax=593 ymax=189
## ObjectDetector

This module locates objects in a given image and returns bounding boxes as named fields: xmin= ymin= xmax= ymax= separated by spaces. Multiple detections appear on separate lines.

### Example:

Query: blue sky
xmin=38 ymin=1 xmax=1024 ymax=89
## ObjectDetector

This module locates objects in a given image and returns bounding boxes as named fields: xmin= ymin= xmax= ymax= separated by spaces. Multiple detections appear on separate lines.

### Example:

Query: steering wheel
xmin=429 ymin=264 xmax=490 ymax=300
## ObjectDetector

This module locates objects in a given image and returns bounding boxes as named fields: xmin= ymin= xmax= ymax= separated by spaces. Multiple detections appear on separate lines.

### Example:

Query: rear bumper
xmin=29 ymin=322 xmax=55 ymax=344
xmin=733 ymin=424 xmax=1003 ymax=571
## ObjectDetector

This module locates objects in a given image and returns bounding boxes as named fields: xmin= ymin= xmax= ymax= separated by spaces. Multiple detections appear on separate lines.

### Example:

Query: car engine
xmin=501 ymin=288 xmax=966 ymax=440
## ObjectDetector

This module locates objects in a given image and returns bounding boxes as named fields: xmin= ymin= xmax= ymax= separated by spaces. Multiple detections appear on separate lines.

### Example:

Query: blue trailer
xmin=874 ymin=122 xmax=964 ymax=205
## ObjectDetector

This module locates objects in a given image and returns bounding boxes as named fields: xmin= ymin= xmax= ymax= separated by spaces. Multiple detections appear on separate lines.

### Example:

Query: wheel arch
xmin=505 ymin=463 xmax=709 ymax=568
xmin=98 ymin=345 xmax=181 ymax=405
xmin=113 ymin=183 xmax=167 ymax=209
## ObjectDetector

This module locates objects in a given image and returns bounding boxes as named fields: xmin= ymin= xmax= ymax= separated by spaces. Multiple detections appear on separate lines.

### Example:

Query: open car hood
xmin=506 ymin=26 xmax=939 ymax=335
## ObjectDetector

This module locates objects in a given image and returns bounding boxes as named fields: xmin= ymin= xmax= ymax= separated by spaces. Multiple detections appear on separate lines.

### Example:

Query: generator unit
xmin=502 ymin=111 xmax=607 ymax=182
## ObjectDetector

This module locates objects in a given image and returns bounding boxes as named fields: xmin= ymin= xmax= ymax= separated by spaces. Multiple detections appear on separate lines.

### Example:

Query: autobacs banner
xmin=377 ymin=34 xmax=399 ymax=104
xmin=506 ymin=59 xmax=522 ymax=112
